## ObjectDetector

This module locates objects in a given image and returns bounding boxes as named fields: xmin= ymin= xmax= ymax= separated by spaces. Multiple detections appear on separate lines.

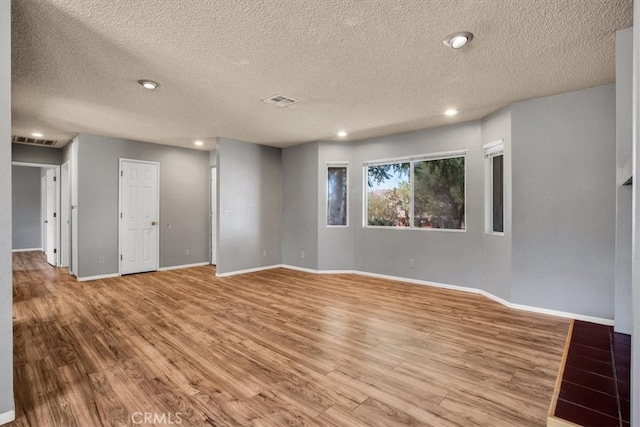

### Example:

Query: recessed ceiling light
xmin=138 ymin=79 xmax=160 ymax=90
xmin=194 ymin=140 xmax=204 ymax=146
xmin=32 ymin=132 xmax=43 ymax=138
xmin=337 ymin=131 xmax=348 ymax=137
xmin=443 ymin=31 xmax=474 ymax=49
xmin=444 ymin=109 xmax=458 ymax=116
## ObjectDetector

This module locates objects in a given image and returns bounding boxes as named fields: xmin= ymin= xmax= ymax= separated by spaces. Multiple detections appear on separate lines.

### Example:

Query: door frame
xmin=210 ymin=166 xmax=217 ymax=265
xmin=118 ymin=158 xmax=160 ymax=276
xmin=60 ymin=161 xmax=70 ymax=268
xmin=12 ymin=161 xmax=61 ymax=266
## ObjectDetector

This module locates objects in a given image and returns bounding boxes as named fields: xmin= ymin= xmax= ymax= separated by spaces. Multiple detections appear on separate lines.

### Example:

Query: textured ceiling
xmin=11 ymin=0 xmax=633 ymax=149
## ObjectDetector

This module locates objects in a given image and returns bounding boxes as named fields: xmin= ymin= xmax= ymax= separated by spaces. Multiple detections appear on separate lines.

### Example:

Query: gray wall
xmin=481 ymin=108 xmax=512 ymax=301
xmin=216 ymin=138 xmax=282 ymax=274
xmin=77 ymin=134 xmax=210 ymax=278
xmin=350 ymin=122 xmax=486 ymax=287
xmin=0 ymin=0 xmax=14 ymax=419
xmin=282 ymin=142 xmax=319 ymax=269
xmin=616 ymin=27 xmax=633 ymax=334
xmin=511 ymin=85 xmax=616 ymax=319
xmin=12 ymin=166 xmax=42 ymax=250
xmin=277 ymin=85 xmax=617 ymax=321
xmin=632 ymin=1 xmax=639 ymax=421
xmin=317 ymin=143 xmax=355 ymax=270
xmin=12 ymin=143 xmax=63 ymax=165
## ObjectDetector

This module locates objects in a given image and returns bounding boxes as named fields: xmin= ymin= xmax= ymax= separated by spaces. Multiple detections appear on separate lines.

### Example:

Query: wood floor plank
xmin=10 ymin=251 xmax=569 ymax=426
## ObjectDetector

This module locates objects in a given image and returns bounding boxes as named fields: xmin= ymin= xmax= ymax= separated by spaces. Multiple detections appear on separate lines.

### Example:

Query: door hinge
xmin=53 ymin=249 xmax=57 ymax=254
xmin=120 ymin=212 xmax=123 ymax=218
xmin=53 ymin=176 xmax=57 ymax=182
xmin=121 ymin=170 xmax=124 ymax=177
xmin=53 ymin=212 xmax=57 ymax=218
xmin=120 ymin=254 xmax=123 ymax=261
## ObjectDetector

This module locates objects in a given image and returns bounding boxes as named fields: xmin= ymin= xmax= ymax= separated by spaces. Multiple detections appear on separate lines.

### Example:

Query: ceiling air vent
xmin=262 ymin=94 xmax=298 ymax=108
xmin=12 ymin=135 xmax=58 ymax=147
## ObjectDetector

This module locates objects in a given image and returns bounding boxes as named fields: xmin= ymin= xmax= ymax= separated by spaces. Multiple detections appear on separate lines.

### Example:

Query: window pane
xmin=492 ymin=155 xmax=504 ymax=232
xmin=327 ymin=166 xmax=347 ymax=226
xmin=413 ymin=157 xmax=465 ymax=230
xmin=367 ymin=162 xmax=410 ymax=227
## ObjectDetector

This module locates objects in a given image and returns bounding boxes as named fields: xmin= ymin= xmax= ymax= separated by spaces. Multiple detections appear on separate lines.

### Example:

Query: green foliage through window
xmin=366 ymin=155 xmax=465 ymax=230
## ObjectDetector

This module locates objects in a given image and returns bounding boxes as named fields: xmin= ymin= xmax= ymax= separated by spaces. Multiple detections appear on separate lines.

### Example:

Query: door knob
xmin=151 ymin=221 xmax=157 ymax=226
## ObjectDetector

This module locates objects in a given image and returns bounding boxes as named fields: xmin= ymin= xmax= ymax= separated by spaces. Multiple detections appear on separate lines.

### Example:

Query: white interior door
xmin=60 ymin=162 xmax=70 ymax=268
xmin=211 ymin=168 xmax=217 ymax=265
xmin=120 ymin=160 xmax=159 ymax=275
xmin=45 ymin=168 xmax=57 ymax=266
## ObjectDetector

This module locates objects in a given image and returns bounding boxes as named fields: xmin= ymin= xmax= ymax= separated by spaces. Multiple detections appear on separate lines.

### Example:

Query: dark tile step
xmin=566 ymin=353 xmax=614 ymax=378
xmin=562 ymin=365 xmax=616 ymax=396
xmin=555 ymin=399 xmax=619 ymax=427
xmin=558 ymin=381 xmax=619 ymax=419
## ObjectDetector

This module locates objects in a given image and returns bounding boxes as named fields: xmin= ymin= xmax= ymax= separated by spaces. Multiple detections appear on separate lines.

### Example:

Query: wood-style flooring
xmin=10 ymin=251 xmax=569 ymax=426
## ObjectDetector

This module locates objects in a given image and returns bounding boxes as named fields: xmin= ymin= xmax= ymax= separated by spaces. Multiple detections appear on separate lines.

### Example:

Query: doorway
xmin=12 ymin=161 xmax=60 ymax=266
xmin=119 ymin=159 xmax=159 ymax=275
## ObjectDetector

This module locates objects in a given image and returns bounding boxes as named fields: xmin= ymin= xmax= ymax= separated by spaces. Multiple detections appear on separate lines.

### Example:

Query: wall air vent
xmin=262 ymin=94 xmax=298 ymax=108
xmin=12 ymin=135 xmax=57 ymax=147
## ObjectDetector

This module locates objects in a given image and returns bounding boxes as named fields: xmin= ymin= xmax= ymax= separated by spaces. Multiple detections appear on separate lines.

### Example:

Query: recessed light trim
xmin=32 ymin=132 xmax=43 ymax=137
xmin=138 ymin=79 xmax=160 ymax=90
xmin=194 ymin=140 xmax=204 ymax=146
xmin=443 ymin=31 xmax=473 ymax=49
xmin=444 ymin=109 xmax=458 ymax=116
xmin=337 ymin=131 xmax=348 ymax=138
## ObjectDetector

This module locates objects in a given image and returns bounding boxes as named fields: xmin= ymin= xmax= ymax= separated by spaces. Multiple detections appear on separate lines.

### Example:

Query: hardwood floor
xmin=10 ymin=251 xmax=569 ymax=426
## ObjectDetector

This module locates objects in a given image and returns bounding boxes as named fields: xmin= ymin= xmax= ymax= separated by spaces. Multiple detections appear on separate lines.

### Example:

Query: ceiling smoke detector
xmin=443 ymin=31 xmax=474 ymax=49
xmin=262 ymin=94 xmax=298 ymax=108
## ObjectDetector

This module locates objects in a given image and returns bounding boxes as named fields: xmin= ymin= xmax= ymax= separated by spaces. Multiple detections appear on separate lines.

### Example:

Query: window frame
xmin=484 ymin=139 xmax=505 ymax=236
xmin=363 ymin=149 xmax=467 ymax=232
xmin=326 ymin=161 xmax=349 ymax=228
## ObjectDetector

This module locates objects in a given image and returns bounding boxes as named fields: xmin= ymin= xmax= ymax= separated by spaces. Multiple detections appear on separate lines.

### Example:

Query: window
xmin=485 ymin=140 xmax=504 ymax=234
xmin=327 ymin=163 xmax=348 ymax=226
xmin=366 ymin=162 xmax=410 ymax=227
xmin=365 ymin=150 xmax=466 ymax=230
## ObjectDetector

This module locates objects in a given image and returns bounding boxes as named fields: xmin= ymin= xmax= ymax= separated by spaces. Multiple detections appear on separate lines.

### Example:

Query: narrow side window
xmin=327 ymin=163 xmax=348 ymax=227
xmin=485 ymin=140 xmax=504 ymax=234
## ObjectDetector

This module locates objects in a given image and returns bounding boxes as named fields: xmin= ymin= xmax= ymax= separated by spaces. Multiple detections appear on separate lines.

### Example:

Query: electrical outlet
xmin=301 ymin=251 xmax=305 ymax=259
xmin=263 ymin=250 xmax=267 ymax=257
xmin=409 ymin=258 xmax=415 ymax=268
xmin=98 ymin=256 xmax=104 ymax=264
xmin=186 ymin=249 xmax=190 ymax=256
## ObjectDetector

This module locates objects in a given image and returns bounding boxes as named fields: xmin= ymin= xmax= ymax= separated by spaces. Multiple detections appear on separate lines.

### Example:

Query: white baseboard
xmin=278 ymin=266 xmax=615 ymax=326
xmin=77 ymin=273 xmax=120 ymax=282
xmin=508 ymin=303 xmax=614 ymax=326
xmin=0 ymin=410 xmax=15 ymax=425
xmin=282 ymin=264 xmax=355 ymax=275
xmin=158 ymin=262 xmax=210 ymax=271
xmin=215 ymin=264 xmax=283 ymax=277
xmin=12 ymin=248 xmax=42 ymax=252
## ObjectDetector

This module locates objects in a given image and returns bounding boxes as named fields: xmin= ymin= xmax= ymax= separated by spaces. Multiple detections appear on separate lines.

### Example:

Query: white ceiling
xmin=11 ymin=0 xmax=633 ymax=150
